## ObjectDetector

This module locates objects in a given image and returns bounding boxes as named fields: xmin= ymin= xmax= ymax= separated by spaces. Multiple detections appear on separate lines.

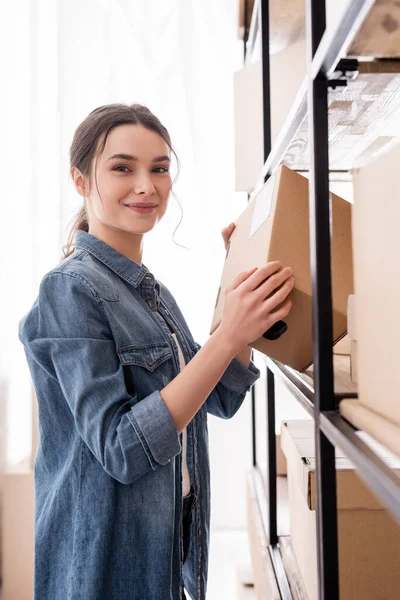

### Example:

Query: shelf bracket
xmin=327 ymin=58 xmax=359 ymax=89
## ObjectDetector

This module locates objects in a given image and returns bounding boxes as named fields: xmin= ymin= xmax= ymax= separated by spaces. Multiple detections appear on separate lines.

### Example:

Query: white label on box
xmin=249 ymin=174 xmax=275 ymax=238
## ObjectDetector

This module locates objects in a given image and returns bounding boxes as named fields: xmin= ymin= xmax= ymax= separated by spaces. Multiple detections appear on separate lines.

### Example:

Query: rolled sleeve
xmin=205 ymin=352 xmax=261 ymax=419
xmin=218 ymin=356 xmax=261 ymax=394
xmin=128 ymin=390 xmax=181 ymax=469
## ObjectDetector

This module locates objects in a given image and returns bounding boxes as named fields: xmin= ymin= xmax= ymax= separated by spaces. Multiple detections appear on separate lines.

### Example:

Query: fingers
xmin=222 ymin=222 xmax=235 ymax=233
xmin=222 ymin=222 xmax=236 ymax=241
xmin=258 ymin=266 xmax=294 ymax=299
xmin=264 ymin=274 xmax=295 ymax=313
xmin=222 ymin=222 xmax=236 ymax=251
xmin=228 ymin=266 xmax=258 ymax=292
xmin=239 ymin=261 xmax=283 ymax=292
xmin=268 ymin=296 xmax=293 ymax=325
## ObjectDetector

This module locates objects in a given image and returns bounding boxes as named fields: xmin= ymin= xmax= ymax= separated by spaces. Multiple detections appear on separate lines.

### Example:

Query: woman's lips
xmin=125 ymin=205 xmax=157 ymax=214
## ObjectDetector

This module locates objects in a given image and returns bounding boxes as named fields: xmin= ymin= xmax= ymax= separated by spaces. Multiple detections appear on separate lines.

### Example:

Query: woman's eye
xmin=113 ymin=166 xmax=168 ymax=174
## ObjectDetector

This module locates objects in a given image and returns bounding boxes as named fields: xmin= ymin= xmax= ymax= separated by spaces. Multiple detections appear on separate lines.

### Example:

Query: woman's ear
xmin=71 ymin=167 xmax=88 ymax=198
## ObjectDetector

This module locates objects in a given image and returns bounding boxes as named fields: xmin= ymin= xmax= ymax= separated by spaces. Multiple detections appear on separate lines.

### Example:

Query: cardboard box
xmin=1 ymin=385 xmax=37 ymax=599
xmin=237 ymin=0 xmax=305 ymax=52
xmin=211 ymin=165 xmax=354 ymax=371
xmin=237 ymin=0 xmax=255 ymax=40
xmin=234 ymin=40 xmax=305 ymax=192
xmin=281 ymin=420 xmax=400 ymax=600
xmin=1 ymin=462 xmax=34 ymax=600
xmin=352 ymin=142 xmax=400 ymax=430
xmin=340 ymin=398 xmax=400 ymax=459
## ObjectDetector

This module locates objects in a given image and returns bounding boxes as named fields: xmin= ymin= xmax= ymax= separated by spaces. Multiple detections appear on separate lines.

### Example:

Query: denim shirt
xmin=18 ymin=230 xmax=261 ymax=600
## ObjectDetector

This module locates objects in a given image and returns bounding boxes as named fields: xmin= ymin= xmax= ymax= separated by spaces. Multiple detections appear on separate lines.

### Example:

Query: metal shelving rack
xmin=243 ymin=1 xmax=400 ymax=599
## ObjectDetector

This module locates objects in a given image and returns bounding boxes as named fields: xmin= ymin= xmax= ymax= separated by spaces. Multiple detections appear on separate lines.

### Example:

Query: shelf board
xmin=319 ymin=411 xmax=400 ymax=526
xmin=279 ymin=537 xmax=310 ymax=600
xmin=247 ymin=469 xmax=308 ymax=600
xmin=265 ymin=354 xmax=357 ymax=417
xmin=287 ymin=67 xmax=400 ymax=172
xmin=262 ymin=61 xmax=400 ymax=178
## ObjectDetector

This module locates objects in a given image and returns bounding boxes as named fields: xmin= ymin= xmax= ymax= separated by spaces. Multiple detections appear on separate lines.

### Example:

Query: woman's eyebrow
xmin=106 ymin=153 xmax=170 ymax=162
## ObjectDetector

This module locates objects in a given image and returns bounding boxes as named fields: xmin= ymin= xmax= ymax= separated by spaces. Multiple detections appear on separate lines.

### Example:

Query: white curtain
xmin=2 ymin=0 xmax=251 ymax=528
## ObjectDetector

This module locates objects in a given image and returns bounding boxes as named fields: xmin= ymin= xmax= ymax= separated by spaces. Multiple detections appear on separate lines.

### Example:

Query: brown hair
xmin=61 ymin=103 xmax=182 ymax=260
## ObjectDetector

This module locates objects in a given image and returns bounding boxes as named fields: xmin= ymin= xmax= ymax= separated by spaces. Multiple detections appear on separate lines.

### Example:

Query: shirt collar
xmin=74 ymin=230 xmax=152 ymax=289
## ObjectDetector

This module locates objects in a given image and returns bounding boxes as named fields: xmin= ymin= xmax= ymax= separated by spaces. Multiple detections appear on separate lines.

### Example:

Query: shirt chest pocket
xmin=117 ymin=342 xmax=174 ymax=396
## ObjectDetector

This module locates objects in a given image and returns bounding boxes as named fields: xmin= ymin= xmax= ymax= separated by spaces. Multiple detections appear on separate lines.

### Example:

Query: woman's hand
xmin=220 ymin=262 xmax=295 ymax=353
xmin=221 ymin=222 xmax=236 ymax=252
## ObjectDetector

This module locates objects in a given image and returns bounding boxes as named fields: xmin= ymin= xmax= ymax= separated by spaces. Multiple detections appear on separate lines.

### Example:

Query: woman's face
xmin=85 ymin=124 xmax=172 ymax=236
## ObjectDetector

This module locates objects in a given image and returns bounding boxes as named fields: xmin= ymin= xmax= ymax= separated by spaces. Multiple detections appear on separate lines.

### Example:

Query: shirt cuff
xmin=128 ymin=390 xmax=181 ymax=469
xmin=218 ymin=356 xmax=261 ymax=395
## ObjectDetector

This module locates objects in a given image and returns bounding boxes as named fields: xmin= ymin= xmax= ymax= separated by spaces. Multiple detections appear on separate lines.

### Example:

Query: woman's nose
xmin=133 ymin=173 xmax=156 ymax=195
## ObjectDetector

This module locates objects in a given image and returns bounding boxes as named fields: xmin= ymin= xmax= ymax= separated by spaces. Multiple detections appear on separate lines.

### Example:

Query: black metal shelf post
xmin=307 ymin=0 xmax=339 ymax=597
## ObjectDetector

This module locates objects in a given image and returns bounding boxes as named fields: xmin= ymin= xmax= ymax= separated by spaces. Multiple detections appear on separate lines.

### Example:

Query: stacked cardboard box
xmin=281 ymin=419 xmax=400 ymax=600
xmin=343 ymin=141 xmax=400 ymax=455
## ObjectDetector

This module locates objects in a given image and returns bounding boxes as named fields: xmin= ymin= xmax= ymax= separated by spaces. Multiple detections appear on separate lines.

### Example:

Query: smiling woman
xmin=17 ymin=99 xmax=290 ymax=600
xmin=63 ymin=103 xmax=180 ymax=265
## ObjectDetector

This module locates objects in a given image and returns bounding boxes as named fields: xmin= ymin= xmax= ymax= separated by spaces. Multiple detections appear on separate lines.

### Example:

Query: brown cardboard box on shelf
xmin=210 ymin=165 xmax=354 ymax=371
xmin=340 ymin=398 xmax=400 ymax=459
xmin=2 ymin=463 xmax=34 ymax=600
xmin=351 ymin=141 xmax=400 ymax=440
xmin=237 ymin=0 xmax=254 ymax=40
xmin=237 ymin=0 xmax=305 ymax=52
xmin=1 ymin=385 xmax=37 ymax=600
xmin=281 ymin=420 xmax=400 ymax=600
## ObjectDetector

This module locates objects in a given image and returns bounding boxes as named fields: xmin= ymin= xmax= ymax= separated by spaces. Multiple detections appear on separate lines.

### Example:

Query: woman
xmin=18 ymin=103 xmax=294 ymax=600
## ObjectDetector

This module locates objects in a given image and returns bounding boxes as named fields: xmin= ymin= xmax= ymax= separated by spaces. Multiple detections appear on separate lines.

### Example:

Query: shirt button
xmin=146 ymin=358 xmax=152 ymax=367
xmin=148 ymin=300 xmax=154 ymax=309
